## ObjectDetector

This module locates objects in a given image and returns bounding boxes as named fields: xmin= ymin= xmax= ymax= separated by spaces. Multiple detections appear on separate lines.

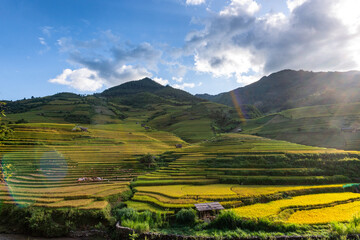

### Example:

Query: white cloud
xmin=41 ymin=26 xmax=53 ymax=37
xmin=235 ymin=73 xmax=261 ymax=85
xmin=153 ymin=77 xmax=169 ymax=86
xmin=172 ymin=82 xmax=195 ymax=90
xmin=38 ymin=37 xmax=50 ymax=54
xmin=39 ymin=37 xmax=46 ymax=46
xmin=113 ymin=65 xmax=151 ymax=85
xmin=286 ymin=0 xmax=308 ymax=12
xmin=49 ymin=65 xmax=151 ymax=92
xmin=57 ymin=37 xmax=74 ymax=52
xmin=50 ymin=39 xmax=163 ymax=91
xmin=186 ymin=0 xmax=360 ymax=85
xmin=186 ymin=0 xmax=206 ymax=6
xmin=49 ymin=68 xmax=105 ymax=92
xmin=220 ymin=0 xmax=260 ymax=16
xmin=172 ymin=77 xmax=183 ymax=82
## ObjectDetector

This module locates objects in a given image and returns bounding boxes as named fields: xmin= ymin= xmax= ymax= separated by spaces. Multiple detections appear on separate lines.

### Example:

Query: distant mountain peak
xmin=100 ymin=77 xmax=164 ymax=97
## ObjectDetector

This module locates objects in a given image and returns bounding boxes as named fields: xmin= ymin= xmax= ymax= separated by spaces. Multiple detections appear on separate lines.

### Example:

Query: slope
xmin=237 ymin=102 xmax=360 ymax=150
xmin=197 ymin=69 xmax=360 ymax=113
xmin=2 ymin=78 xmax=262 ymax=143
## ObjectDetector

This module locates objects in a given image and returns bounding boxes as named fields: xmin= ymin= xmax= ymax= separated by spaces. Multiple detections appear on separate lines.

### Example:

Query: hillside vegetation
xmin=2 ymin=78 xmax=261 ymax=143
xmin=237 ymin=102 xmax=360 ymax=150
xmin=197 ymin=69 xmax=360 ymax=113
xmin=2 ymin=74 xmax=360 ymax=238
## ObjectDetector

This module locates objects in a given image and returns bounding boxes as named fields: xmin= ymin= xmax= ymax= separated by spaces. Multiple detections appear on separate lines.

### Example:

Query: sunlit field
xmin=0 ymin=121 xmax=185 ymax=210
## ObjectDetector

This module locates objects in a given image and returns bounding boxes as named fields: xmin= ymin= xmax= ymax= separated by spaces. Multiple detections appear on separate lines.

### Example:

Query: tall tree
xmin=0 ymin=102 xmax=13 ymax=140
xmin=0 ymin=102 xmax=5 ymax=120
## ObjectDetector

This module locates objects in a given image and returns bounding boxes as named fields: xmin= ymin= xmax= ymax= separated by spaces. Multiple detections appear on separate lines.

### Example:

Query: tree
xmin=0 ymin=102 xmax=5 ymax=120
xmin=0 ymin=102 xmax=13 ymax=140
xmin=138 ymin=153 xmax=156 ymax=168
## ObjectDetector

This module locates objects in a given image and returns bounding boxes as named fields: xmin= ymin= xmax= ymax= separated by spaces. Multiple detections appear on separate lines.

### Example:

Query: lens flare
xmin=1 ymin=152 xmax=34 ymax=207
xmin=40 ymin=150 xmax=68 ymax=181
xmin=1 ymin=148 xmax=69 ymax=208
xmin=230 ymin=90 xmax=246 ymax=124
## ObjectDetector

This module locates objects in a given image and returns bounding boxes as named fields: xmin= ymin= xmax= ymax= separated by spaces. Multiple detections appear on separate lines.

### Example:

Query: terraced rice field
xmin=233 ymin=192 xmax=360 ymax=218
xmin=287 ymin=201 xmax=360 ymax=224
xmin=0 ymin=122 xmax=185 ymax=209
xmin=129 ymin=134 xmax=360 ymax=224
xmin=2 ymin=123 xmax=360 ymax=225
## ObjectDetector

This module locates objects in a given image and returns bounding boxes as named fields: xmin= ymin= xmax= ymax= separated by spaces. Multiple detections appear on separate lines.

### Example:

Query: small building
xmin=235 ymin=128 xmax=242 ymax=132
xmin=175 ymin=144 xmax=183 ymax=148
xmin=194 ymin=202 xmax=224 ymax=220
xmin=72 ymin=126 xmax=88 ymax=132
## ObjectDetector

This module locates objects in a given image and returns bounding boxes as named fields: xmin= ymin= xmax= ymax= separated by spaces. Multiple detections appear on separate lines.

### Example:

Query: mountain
xmin=196 ymin=70 xmax=360 ymax=113
xmin=101 ymin=77 xmax=164 ymax=97
xmin=3 ymin=78 xmax=260 ymax=143
xmin=100 ymin=77 xmax=201 ymax=105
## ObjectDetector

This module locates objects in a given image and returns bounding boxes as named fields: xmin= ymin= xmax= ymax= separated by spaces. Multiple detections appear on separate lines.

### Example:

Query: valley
xmin=2 ymin=75 xmax=360 ymax=239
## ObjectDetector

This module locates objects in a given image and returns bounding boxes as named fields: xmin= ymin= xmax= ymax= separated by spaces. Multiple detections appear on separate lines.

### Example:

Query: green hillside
xmin=197 ymin=70 xmax=360 ymax=113
xmin=2 ymin=78 xmax=262 ymax=143
xmin=237 ymin=102 xmax=360 ymax=150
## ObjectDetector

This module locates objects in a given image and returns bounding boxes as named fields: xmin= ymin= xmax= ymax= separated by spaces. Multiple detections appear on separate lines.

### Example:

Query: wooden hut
xmin=194 ymin=202 xmax=224 ymax=220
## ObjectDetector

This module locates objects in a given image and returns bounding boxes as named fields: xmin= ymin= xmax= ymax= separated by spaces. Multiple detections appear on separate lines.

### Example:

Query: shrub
xmin=122 ymin=219 xmax=150 ymax=232
xmin=114 ymin=207 xmax=138 ymax=222
xmin=208 ymin=210 xmax=301 ymax=233
xmin=175 ymin=208 xmax=197 ymax=225
xmin=209 ymin=210 xmax=239 ymax=230
xmin=331 ymin=215 xmax=360 ymax=237
xmin=27 ymin=209 xmax=70 ymax=237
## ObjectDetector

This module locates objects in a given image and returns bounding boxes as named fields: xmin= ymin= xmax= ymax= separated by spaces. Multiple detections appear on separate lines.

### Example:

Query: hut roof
xmin=194 ymin=202 xmax=224 ymax=212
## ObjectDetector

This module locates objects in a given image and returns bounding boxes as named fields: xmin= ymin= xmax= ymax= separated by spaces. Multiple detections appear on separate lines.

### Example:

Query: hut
xmin=79 ymin=127 xmax=88 ymax=132
xmin=194 ymin=202 xmax=224 ymax=220
xmin=175 ymin=144 xmax=183 ymax=148
xmin=235 ymin=128 xmax=243 ymax=132
xmin=72 ymin=126 xmax=88 ymax=132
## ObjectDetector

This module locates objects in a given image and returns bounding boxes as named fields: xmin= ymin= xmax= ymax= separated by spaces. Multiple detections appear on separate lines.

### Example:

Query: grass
xmin=238 ymin=102 xmax=360 ymax=151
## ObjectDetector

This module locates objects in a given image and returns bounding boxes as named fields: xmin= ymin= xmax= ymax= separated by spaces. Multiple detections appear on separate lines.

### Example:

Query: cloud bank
xmin=186 ymin=0 xmax=360 ymax=84
xmin=50 ymin=39 xmax=161 ymax=91
xmin=49 ymin=0 xmax=360 ymax=92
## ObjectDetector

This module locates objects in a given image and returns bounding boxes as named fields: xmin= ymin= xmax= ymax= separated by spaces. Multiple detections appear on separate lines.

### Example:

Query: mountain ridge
xmin=196 ymin=69 xmax=360 ymax=113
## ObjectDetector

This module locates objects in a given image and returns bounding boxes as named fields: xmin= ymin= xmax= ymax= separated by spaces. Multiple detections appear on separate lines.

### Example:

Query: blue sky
xmin=1 ymin=0 xmax=360 ymax=100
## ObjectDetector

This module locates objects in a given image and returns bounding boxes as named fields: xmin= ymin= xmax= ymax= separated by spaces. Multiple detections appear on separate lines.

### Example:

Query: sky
xmin=1 ymin=0 xmax=360 ymax=100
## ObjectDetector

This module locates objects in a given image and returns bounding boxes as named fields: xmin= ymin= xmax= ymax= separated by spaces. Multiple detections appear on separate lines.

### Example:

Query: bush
xmin=121 ymin=219 xmax=150 ymax=232
xmin=175 ymin=208 xmax=197 ymax=225
xmin=15 ymin=118 xmax=28 ymax=124
xmin=208 ymin=210 xmax=301 ymax=233
xmin=331 ymin=215 xmax=360 ymax=237
xmin=208 ymin=210 xmax=238 ymax=230
xmin=27 ymin=209 xmax=70 ymax=237
xmin=114 ymin=207 xmax=138 ymax=222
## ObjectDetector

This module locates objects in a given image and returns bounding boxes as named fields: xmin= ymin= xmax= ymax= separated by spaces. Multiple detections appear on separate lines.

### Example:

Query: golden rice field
xmin=2 ymin=122 xmax=360 ymax=225
xmin=0 ymin=121 xmax=185 ymax=209
xmin=233 ymin=192 xmax=360 ymax=218
xmin=287 ymin=201 xmax=360 ymax=224
xmin=135 ymin=184 xmax=344 ymax=198
xmin=128 ymin=133 xmax=360 ymax=224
